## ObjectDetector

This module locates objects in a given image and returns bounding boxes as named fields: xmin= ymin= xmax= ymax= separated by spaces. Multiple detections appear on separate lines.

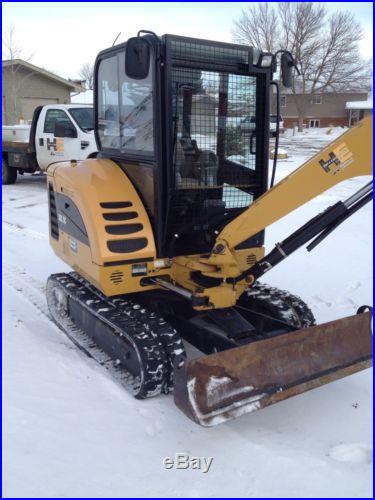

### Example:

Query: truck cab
xmin=2 ymin=104 xmax=98 ymax=184
xmin=34 ymin=104 xmax=97 ymax=170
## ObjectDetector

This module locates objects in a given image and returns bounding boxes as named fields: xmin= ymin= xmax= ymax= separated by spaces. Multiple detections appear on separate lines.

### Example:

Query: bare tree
xmin=233 ymin=3 xmax=279 ymax=52
xmin=2 ymin=24 xmax=34 ymax=124
xmin=232 ymin=3 xmax=370 ymax=130
xmin=79 ymin=62 xmax=94 ymax=90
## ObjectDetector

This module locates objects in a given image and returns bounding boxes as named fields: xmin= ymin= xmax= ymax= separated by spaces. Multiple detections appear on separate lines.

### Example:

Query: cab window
xmin=44 ymin=109 xmax=74 ymax=134
xmin=97 ymin=52 xmax=154 ymax=154
xmin=97 ymin=55 xmax=120 ymax=149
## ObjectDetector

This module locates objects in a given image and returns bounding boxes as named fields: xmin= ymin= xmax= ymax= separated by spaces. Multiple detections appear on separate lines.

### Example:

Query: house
xmin=345 ymin=99 xmax=372 ymax=127
xmin=2 ymin=59 xmax=85 ymax=125
xmin=277 ymin=90 xmax=369 ymax=128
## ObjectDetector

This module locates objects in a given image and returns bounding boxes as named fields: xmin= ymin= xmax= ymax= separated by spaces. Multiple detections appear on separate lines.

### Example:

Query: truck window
xmin=44 ymin=109 xmax=74 ymax=134
xmin=97 ymin=53 xmax=154 ymax=154
xmin=68 ymin=108 xmax=94 ymax=131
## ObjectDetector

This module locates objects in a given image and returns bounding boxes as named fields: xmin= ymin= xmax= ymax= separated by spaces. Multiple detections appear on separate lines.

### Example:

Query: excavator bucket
xmin=174 ymin=310 xmax=372 ymax=426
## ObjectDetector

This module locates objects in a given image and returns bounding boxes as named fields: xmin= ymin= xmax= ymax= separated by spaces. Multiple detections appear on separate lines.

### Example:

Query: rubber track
xmin=245 ymin=282 xmax=316 ymax=328
xmin=47 ymin=273 xmax=186 ymax=398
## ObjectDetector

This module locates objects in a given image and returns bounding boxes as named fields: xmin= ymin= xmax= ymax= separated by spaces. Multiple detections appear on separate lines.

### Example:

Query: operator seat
xmin=175 ymin=137 xmax=219 ymax=189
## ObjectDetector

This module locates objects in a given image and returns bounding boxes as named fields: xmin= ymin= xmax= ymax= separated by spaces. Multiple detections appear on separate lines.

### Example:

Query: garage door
xmin=21 ymin=97 xmax=59 ymax=123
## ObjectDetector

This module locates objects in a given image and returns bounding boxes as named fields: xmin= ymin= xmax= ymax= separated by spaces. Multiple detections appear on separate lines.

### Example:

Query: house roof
xmin=2 ymin=59 xmax=85 ymax=92
xmin=345 ymin=100 xmax=373 ymax=110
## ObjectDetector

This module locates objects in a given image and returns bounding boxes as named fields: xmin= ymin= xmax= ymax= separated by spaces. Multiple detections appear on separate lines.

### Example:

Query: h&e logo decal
xmin=319 ymin=142 xmax=353 ymax=175
xmin=47 ymin=138 xmax=64 ymax=154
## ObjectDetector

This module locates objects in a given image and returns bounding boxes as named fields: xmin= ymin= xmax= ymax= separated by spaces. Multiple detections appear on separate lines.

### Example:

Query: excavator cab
xmin=95 ymin=34 xmax=270 ymax=256
xmin=47 ymin=33 xmax=372 ymax=426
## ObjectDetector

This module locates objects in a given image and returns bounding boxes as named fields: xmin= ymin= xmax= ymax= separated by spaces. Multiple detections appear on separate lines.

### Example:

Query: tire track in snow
xmin=3 ymin=264 xmax=106 ymax=380
xmin=3 ymin=263 xmax=50 ymax=320
xmin=3 ymin=263 xmax=148 ymax=394
xmin=2 ymin=220 xmax=48 ymax=241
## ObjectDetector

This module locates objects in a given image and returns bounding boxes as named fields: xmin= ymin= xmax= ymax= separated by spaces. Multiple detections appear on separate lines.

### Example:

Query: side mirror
xmin=125 ymin=37 xmax=150 ymax=79
xmin=281 ymin=53 xmax=294 ymax=88
xmin=54 ymin=121 xmax=77 ymax=138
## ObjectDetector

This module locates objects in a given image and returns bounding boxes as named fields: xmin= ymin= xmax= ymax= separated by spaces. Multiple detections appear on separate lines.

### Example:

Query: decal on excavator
xmin=58 ymin=213 xmax=67 ymax=225
xmin=69 ymin=237 xmax=78 ymax=253
xmin=319 ymin=142 xmax=353 ymax=174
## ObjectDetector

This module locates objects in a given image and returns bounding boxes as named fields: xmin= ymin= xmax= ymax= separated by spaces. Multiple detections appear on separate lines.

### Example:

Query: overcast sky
xmin=2 ymin=1 xmax=373 ymax=80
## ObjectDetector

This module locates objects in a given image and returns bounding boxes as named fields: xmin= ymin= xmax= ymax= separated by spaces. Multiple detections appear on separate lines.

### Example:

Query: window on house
xmin=44 ymin=109 xmax=74 ymax=134
xmin=280 ymin=95 xmax=286 ymax=107
xmin=309 ymin=119 xmax=320 ymax=128
xmin=311 ymin=95 xmax=322 ymax=105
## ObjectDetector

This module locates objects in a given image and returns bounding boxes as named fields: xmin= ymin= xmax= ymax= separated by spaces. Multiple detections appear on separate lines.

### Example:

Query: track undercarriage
xmin=47 ymin=273 xmax=372 ymax=426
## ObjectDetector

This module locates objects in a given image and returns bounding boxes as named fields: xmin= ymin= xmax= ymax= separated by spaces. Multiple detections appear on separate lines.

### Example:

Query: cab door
xmin=36 ymin=108 xmax=79 ymax=170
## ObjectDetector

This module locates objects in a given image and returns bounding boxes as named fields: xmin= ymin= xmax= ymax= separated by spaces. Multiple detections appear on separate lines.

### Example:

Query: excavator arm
xmin=202 ymin=116 xmax=372 ymax=285
xmin=221 ymin=116 xmax=371 ymax=248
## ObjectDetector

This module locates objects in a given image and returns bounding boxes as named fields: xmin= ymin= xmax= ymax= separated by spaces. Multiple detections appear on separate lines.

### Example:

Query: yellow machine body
xmin=48 ymin=158 xmax=263 ymax=299
xmin=48 ymin=117 xmax=372 ymax=309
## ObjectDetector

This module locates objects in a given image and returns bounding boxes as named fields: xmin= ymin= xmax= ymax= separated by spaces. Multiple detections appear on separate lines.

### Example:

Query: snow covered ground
xmin=3 ymin=127 xmax=373 ymax=498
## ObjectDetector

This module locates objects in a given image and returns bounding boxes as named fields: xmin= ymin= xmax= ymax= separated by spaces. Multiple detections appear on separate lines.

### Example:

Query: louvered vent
xmin=100 ymin=201 xmax=132 ymax=209
xmin=246 ymin=254 xmax=257 ymax=266
xmin=110 ymin=271 xmax=124 ymax=284
xmin=100 ymin=202 xmax=147 ymax=255
xmin=48 ymin=184 xmax=59 ymax=240
xmin=105 ymin=223 xmax=143 ymax=235
xmin=103 ymin=211 xmax=138 ymax=221
xmin=107 ymin=238 xmax=148 ymax=254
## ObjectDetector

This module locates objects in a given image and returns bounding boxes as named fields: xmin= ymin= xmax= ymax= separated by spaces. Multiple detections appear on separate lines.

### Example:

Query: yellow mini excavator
xmin=46 ymin=32 xmax=372 ymax=426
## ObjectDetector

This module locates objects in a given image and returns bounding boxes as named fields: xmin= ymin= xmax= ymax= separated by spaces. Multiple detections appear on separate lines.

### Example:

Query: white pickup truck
xmin=2 ymin=104 xmax=98 ymax=184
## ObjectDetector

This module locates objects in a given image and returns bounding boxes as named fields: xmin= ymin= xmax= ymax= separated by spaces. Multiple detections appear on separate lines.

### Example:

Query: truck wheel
xmin=2 ymin=158 xmax=17 ymax=185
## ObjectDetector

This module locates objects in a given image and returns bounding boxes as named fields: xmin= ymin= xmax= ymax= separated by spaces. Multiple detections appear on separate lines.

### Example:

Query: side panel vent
xmin=110 ymin=271 xmax=124 ymax=284
xmin=105 ymin=224 xmax=143 ymax=235
xmin=107 ymin=238 xmax=148 ymax=254
xmin=246 ymin=254 xmax=257 ymax=266
xmin=100 ymin=201 xmax=132 ymax=209
xmin=103 ymin=212 xmax=138 ymax=221
xmin=48 ymin=183 xmax=59 ymax=240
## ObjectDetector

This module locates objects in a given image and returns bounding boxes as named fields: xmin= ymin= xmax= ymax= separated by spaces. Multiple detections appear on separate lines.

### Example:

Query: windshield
xmin=69 ymin=108 xmax=94 ymax=131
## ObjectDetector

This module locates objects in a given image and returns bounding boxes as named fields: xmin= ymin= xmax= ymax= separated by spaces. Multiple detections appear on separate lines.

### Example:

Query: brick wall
xmin=283 ymin=117 xmax=348 ymax=128
xmin=274 ymin=91 xmax=369 ymax=128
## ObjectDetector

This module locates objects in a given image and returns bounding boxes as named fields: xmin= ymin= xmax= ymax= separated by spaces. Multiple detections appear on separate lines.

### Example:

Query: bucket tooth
xmin=174 ymin=310 xmax=372 ymax=426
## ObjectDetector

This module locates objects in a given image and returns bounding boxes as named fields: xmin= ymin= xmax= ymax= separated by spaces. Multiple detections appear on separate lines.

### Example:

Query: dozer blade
xmin=174 ymin=310 xmax=372 ymax=426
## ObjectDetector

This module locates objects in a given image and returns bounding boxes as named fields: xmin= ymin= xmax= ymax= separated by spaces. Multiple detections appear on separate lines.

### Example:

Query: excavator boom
xmin=215 ymin=116 xmax=372 ymax=258
xmin=223 ymin=116 xmax=371 ymax=248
